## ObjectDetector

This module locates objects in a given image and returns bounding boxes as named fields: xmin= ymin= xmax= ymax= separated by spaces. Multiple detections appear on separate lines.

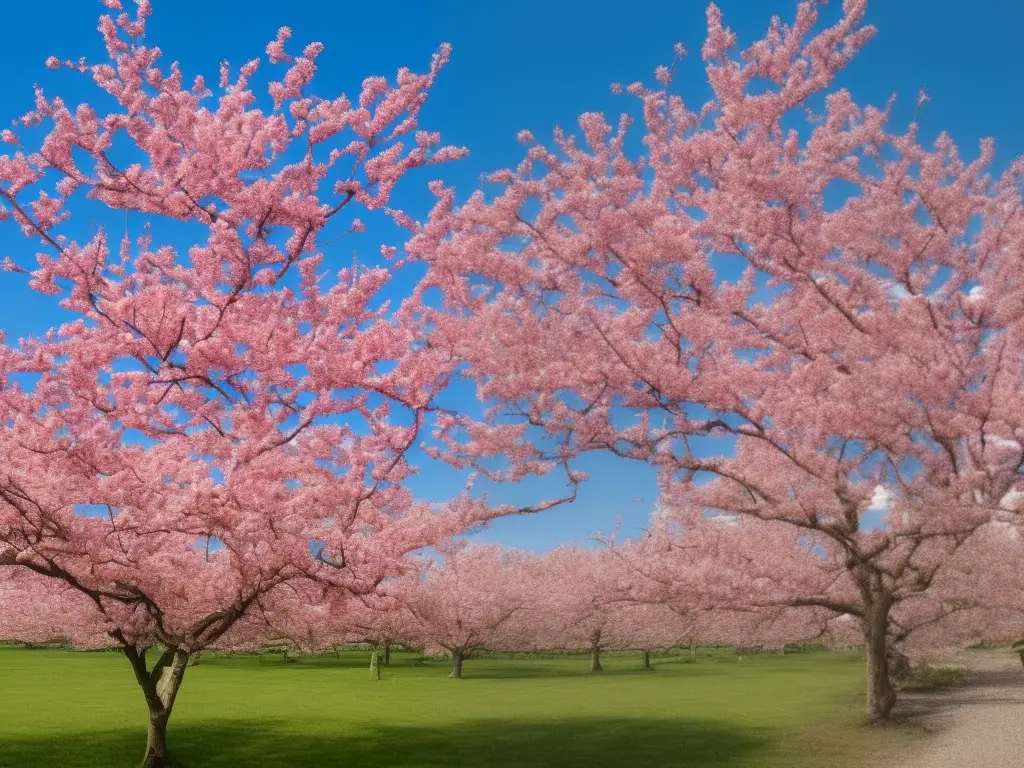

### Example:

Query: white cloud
xmin=869 ymin=485 xmax=892 ymax=512
xmin=888 ymin=284 xmax=909 ymax=301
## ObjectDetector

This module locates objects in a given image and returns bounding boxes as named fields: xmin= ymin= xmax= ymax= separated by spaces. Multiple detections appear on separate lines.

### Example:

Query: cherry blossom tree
xmin=206 ymin=583 xmax=406 ymax=675
xmin=410 ymin=0 xmax=1024 ymax=721
xmin=894 ymin=520 xmax=1024 ymax=661
xmin=396 ymin=544 xmax=532 ymax=678
xmin=605 ymin=509 xmax=850 ymax=655
xmin=625 ymin=496 xmax=1011 ymax=704
xmin=598 ymin=601 xmax=691 ymax=669
xmin=663 ymin=459 xmax=1005 ymax=717
xmin=523 ymin=545 xmax=636 ymax=672
xmin=0 ymin=3 xmax=571 ymax=764
xmin=335 ymin=592 xmax=415 ymax=670
xmin=0 ymin=567 xmax=113 ymax=649
xmin=281 ymin=589 xmax=416 ymax=675
xmin=601 ymin=524 xmax=721 ymax=664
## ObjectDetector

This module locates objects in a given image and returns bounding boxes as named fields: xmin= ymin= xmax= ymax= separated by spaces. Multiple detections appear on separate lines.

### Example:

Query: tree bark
xmin=370 ymin=646 xmax=381 ymax=680
xmin=590 ymin=644 xmax=603 ymax=672
xmin=642 ymin=650 xmax=651 ymax=669
xmin=863 ymin=598 xmax=896 ymax=724
xmin=124 ymin=646 xmax=190 ymax=768
xmin=689 ymin=643 xmax=697 ymax=663
xmin=449 ymin=650 xmax=464 ymax=679
xmin=142 ymin=715 xmax=172 ymax=768
xmin=383 ymin=641 xmax=391 ymax=665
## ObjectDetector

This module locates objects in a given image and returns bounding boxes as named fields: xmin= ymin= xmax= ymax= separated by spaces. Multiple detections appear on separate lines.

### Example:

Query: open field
xmin=0 ymin=646 xmax=917 ymax=768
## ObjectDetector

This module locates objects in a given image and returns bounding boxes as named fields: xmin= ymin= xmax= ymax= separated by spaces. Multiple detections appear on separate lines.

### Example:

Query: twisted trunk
xmin=143 ymin=715 xmax=172 ymax=768
xmin=449 ymin=649 xmax=464 ymax=679
xmin=125 ymin=646 xmax=190 ymax=768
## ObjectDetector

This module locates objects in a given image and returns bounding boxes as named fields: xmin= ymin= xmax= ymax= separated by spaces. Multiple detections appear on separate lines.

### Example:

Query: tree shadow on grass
xmin=0 ymin=716 xmax=775 ymax=768
xmin=197 ymin=652 xmax=440 ymax=672
xmin=456 ymin=659 xmax=730 ymax=680
xmin=194 ymin=654 xmax=734 ymax=680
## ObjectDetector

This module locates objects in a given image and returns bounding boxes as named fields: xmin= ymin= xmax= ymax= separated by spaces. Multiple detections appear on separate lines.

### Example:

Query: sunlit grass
xmin=0 ymin=646 xmax=917 ymax=767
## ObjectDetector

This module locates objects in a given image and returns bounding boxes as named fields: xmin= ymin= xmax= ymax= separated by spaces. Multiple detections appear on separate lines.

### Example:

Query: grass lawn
xmin=0 ymin=646 xmax=917 ymax=768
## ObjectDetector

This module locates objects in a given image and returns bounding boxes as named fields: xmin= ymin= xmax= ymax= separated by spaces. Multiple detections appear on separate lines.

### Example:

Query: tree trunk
xmin=689 ymin=643 xmax=697 ymax=663
xmin=383 ymin=641 xmax=391 ymax=665
xmin=863 ymin=599 xmax=896 ymax=724
xmin=1018 ymin=649 xmax=1024 ymax=669
xmin=590 ymin=644 xmax=603 ymax=672
xmin=370 ymin=646 xmax=381 ymax=680
xmin=642 ymin=650 xmax=651 ymax=669
xmin=142 ymin=715 xmax=171 ymax=768
xmin=124 ymin=646 xmax=190 ymax=768
xmin=449 ymin=650 xmax=464 ymax=679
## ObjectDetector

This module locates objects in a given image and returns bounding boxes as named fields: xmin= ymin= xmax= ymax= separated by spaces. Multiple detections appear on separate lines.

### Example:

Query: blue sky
xmin=1 ymin=0 xmax=1022 ymax=551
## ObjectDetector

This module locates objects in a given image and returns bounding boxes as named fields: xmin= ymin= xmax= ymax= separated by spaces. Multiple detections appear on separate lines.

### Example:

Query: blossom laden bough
xmin=412 ymin=0 xmax=1024 ymax=722
xmin=0 ymin=2 xmax=573 ymax=766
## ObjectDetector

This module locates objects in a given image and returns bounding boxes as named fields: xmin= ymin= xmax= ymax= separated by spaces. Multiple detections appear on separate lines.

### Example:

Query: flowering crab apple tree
xmin=0 ymin=3 xmax=572 ymax=765
xmin=410 ymin=0 xmax=1024 ymax=721
xmin=397 ymin=544 xmax=532 ymax=678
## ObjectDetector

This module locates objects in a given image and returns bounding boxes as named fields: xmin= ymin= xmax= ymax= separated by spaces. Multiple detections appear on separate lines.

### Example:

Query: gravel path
xmin=891 ymin=650 xmax=1024 ymax=768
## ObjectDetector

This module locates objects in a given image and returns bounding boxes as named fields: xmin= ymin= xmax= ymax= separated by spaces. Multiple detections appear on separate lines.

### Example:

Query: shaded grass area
xmin=0 ymin=647 xmax=916 ymax=768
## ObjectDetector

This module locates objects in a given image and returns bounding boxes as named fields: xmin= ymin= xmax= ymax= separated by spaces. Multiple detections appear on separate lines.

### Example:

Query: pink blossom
xmin=410 ymin=0 xmax=1014 ymax=725
xmin=266 ymin=26 xmax=293 ymax=63
xmin=0 ymin=5 xmax=561 ymax=765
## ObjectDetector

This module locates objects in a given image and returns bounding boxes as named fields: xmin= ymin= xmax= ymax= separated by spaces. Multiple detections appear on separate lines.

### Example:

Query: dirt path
xmin=890 ymin=650 xmax=1024 ymax=768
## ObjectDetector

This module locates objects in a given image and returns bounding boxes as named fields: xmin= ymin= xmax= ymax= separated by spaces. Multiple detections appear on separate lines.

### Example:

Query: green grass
xmin=0 ymin=646 xmax=916 ymax=768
